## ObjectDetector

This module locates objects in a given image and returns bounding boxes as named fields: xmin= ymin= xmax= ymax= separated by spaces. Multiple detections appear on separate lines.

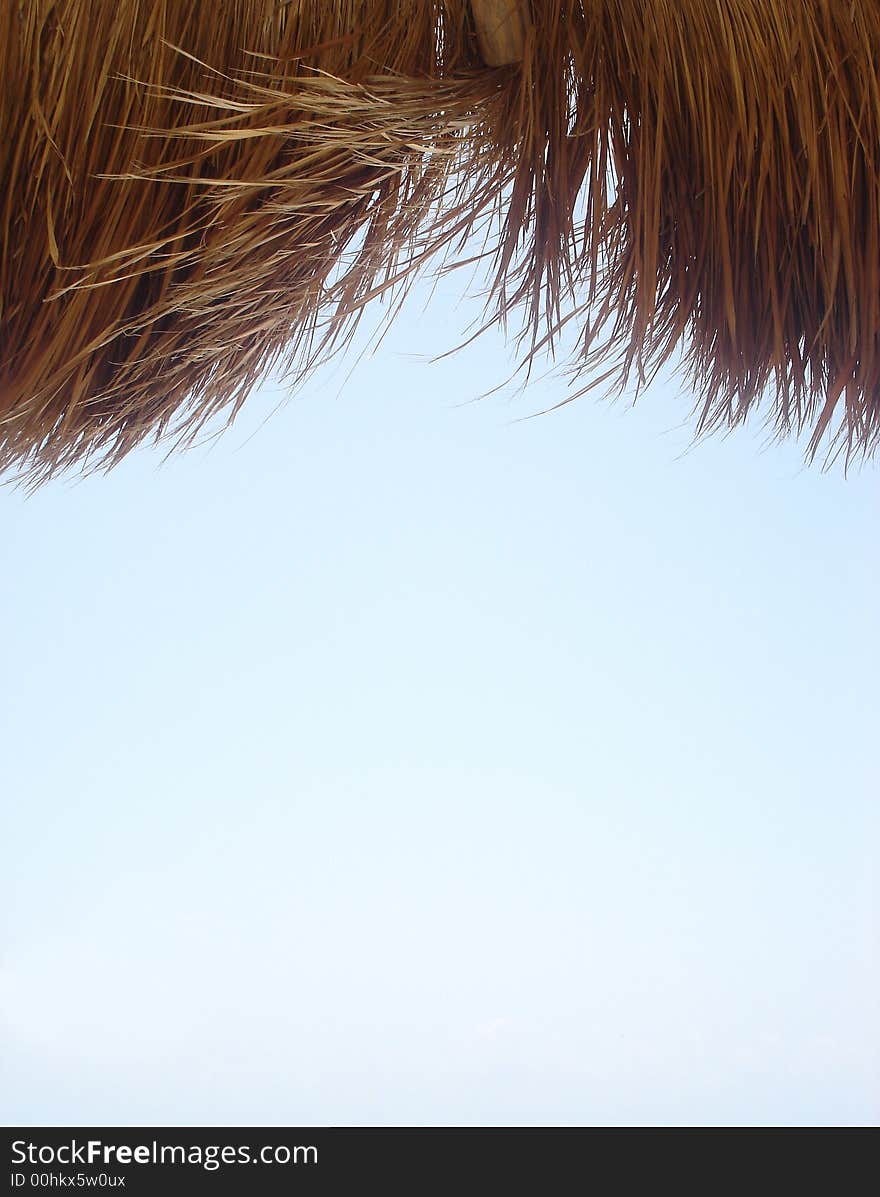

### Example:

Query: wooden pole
xmin=470 ymin=0 xmax=527 ymax=66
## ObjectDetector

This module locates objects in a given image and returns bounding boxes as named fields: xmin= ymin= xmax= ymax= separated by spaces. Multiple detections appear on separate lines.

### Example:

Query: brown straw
xmin=2 ymin=1 xmax=879 ymax=482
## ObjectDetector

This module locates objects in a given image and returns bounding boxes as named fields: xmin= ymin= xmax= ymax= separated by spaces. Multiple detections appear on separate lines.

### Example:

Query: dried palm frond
xmin=2 ymin=0 xmax=879 ymax=483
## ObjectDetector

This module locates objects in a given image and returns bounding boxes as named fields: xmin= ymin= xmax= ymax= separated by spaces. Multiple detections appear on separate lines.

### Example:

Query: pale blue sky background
xmin=1 ymin=274 xmax=878 ymax=1126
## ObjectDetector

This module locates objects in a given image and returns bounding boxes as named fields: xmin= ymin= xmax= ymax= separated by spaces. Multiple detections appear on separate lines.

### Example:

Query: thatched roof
xmin=2 ymin=0 xmax=879 ymax=482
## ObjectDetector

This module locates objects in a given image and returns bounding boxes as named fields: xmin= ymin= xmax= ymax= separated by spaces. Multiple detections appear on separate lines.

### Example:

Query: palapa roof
xmin=2 ymin=0 xmax=880 ymax=483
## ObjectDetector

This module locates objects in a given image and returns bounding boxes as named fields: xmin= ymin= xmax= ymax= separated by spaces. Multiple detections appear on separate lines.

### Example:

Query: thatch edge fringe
xmin=2 ymin=1 xmax=879 ymax=482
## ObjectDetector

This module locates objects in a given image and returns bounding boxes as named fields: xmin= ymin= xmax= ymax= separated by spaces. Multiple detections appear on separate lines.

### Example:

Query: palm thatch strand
xmin=2 ymin=0 xmax=880 ymax=482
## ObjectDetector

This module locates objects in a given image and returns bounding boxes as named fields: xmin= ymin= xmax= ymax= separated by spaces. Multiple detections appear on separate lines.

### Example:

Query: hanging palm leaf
xmin=2 ymin=1 xmax=879 ymax=482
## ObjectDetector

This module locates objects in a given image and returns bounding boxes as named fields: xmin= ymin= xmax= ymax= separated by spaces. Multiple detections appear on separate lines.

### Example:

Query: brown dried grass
xmin=2 ymin=1 xmax=880 ymax=482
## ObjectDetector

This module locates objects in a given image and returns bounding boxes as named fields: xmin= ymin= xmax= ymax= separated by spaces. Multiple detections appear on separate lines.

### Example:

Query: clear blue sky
xmin=1 ymin=274 xmax=878 ymax=1126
